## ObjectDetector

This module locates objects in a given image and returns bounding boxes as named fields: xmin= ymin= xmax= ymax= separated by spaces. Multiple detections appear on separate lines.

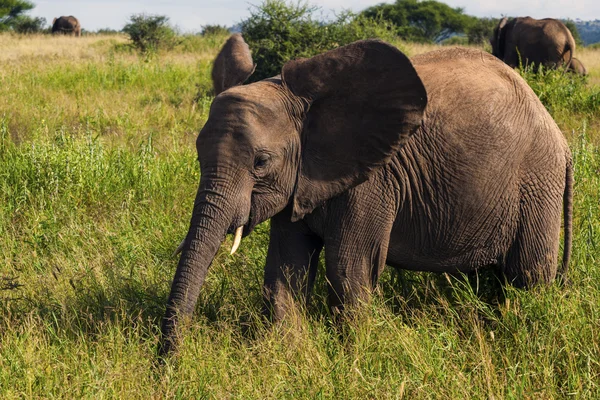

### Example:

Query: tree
xmin=466 ymin=17 xmax=498 ymax=45
xmin=242 ymin=0 xmax=397 ymax=81
xmin=201 ymin=24 xmax=230 ymax=36
xmin=362 ymin=0 xmax=472 ymax=43
xmin=562 ymin=19 xmax=583 ymax=47
xmin=0 ymin=0 xmax=34 ymax=31
xmin=122 ymin=14 xmax=177 ymax=54
xmin=12 ymin=15 xmax=46 ymax=33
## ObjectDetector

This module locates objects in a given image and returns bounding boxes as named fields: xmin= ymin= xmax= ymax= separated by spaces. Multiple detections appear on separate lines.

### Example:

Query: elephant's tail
xmin=562 ymin=34 xmax=575 ymax=73
xmin=560 ymin=155 xmax=573 ymax=282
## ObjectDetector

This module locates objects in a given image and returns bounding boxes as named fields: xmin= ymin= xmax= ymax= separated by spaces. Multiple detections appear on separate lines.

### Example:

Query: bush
xmin=466 ymin=17 xmax=498 ymax=45
xmin=520 ymin=64 xmax=600 ymax=117
xmin=562 ymin=19 xmax=584 ymax=47
xmin=11 ymin=15 xmax=46 ymax=34
xmin=122 ymin=14 xmax=176 ymax=54
xmin=201 ymin=24 xmax=230 ymax=36
xmin=95 ymin=27 xmax=120 ymax=35
xmin=241 ymin=0 xmax=398 ymax=81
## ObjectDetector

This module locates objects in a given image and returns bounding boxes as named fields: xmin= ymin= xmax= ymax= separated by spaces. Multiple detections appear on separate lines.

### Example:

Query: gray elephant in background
xmin=568 ymin=57 xmax=587 ymax=76
xmin=51 ymin=16 xmax=81 ymax=37
xmin=491 ymin=17 xmax=575 ymax=70
xmin=160 ymin=36 xmax=573 ymax=355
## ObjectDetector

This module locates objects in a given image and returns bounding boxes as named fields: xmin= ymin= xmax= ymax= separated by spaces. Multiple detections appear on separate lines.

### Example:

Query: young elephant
xmin=568 ymin=57 xmax=588 ymax=76
xmin=491 ymin=17 xmax=575 ymax=70
xmin=160 ymin=38 xmax=573 ymax=354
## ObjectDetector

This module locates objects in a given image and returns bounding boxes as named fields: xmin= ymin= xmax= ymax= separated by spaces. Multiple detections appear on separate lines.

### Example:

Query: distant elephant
xmin=567 ymin=57 xmax=587 ymax=76
xmin=51 ymin=16 xmax=81 ymax=37
xmin=491 ymin=17 xmax=575 ymax=70
xmin=160 ymin=37 xmax=573 ymax=355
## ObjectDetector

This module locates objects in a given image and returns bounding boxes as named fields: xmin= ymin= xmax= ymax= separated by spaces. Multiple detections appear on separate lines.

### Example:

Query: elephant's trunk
xmin=159 ymin=176 xmax=242 ymax=356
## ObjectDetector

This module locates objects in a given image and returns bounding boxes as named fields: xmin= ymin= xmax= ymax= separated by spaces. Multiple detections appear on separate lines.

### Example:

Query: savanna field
xmin=1 ymin=33 xmax=600 ymax=398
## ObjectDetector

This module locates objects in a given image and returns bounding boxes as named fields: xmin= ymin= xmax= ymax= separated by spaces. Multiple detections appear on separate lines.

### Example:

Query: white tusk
xmin=230 ymin=226 xmax=244 ymax=255
xmin=172 ymin=239 xmax=186 ymax=257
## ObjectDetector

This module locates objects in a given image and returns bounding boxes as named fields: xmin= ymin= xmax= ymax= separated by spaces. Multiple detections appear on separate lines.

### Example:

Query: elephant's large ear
xmin=282 ymin=40 xmax=427 ymax=221
xmin=211 ymin=33 xmax=256 ymax=95
xmin=494 ymin=17 xmax=508 ymax=58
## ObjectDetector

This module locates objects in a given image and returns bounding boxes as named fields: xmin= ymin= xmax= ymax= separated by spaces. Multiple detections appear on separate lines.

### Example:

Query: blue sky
xmin=30 ymin=0 xmax=600 ymax=32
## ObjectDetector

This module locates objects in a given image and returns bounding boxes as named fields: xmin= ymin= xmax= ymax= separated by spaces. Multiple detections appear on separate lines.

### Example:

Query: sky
xmin=30 ymin=0 xmax=600 ymax=33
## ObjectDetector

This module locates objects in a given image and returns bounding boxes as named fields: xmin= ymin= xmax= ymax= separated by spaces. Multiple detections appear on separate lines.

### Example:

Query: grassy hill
xmin=1 ymin=34 xmax=599 ymax=398
xmin=576 ymin=19 xmax=600 ymax=46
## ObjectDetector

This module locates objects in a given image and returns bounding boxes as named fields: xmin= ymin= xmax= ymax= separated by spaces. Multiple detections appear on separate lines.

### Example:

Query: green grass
xmin=1 ymin=34 xmax=600 ymax=398
xmin=520 ymin=66 xmax=600 ymax=139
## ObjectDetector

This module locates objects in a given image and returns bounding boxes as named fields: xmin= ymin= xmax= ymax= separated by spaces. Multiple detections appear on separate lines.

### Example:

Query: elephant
xmin=491 ymin=17 xmax=575 ymax=70
xmin=567 ymin=57 xmax=587 ymax=76
xmin=159 ymin=37 xmax=573 ymax=355
xmin=51 ymin=16 xmax=81 ymax=37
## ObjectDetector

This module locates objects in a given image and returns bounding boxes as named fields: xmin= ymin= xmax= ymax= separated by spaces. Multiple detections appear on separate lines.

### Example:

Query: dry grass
xmin=0 ymin=33 xmax=128 ymax=62
xmin=0 ymin=34 xmax=222 ymax=151
xmin=576 ymin=46 xmax=600 ymax=86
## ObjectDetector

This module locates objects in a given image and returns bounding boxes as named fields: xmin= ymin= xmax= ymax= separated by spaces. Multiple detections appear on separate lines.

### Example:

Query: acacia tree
xmin=0 ymin=0 xmax=34 ymax=31
xmin=242 ymin=0 xmax=397 ymax=81
xmin=362 ymin=0 xmax=472 ymax=43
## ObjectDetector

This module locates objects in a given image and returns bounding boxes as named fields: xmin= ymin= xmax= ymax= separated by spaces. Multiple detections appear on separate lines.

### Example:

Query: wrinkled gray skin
xmin=52 ymin=16 xmax=81 ymax=37
xmin=211 ymin=33 xmax=256 ymax=95
xmin=491 ymin=17 xmax=575 ymax=70
xmin=160 ymin=37 xmax=573 ymax=355
xmin=568 ymin=57 xmax=587 ymax=76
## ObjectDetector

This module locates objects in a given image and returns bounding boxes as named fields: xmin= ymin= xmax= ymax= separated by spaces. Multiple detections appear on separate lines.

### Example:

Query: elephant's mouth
xmin=226 ymin=210 xmax=255 ymax=237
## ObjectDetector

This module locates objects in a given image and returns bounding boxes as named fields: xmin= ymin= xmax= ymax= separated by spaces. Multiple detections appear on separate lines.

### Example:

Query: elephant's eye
xmin=254 ymin=153 xmax=271 ymax=170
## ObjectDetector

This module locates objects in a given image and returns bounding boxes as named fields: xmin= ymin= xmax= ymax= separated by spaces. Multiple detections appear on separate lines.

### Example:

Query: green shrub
xmin=241 ymin=0 xmax=398 ymax=81
xmin=466 ymin=17 xmax=498 ymax=45
xmin=520 ymin=64 xmax=600 ymax=117
xmin=11 ymin=15 xmax=46 ymax=34
xmin=201 ymin=24 xmax=230 ymax=36
xmin=122 ymin=14 xmax=177 ymax=54
xmin=95 ymin=27 xmax=120 ymax=35
xmin=562 ymin=19 xmax=584 ymax=47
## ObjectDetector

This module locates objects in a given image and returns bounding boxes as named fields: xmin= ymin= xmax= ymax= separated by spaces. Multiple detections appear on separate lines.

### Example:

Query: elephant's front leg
xmin=262 ymin=208 xmax=323 ymax=321
xmin=321 ymin=183 xmax=397 ymax=316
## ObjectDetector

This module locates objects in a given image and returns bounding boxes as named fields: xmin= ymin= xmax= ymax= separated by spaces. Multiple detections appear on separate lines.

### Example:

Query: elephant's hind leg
xmin=503 ymin=181 xmax=563 ymax=288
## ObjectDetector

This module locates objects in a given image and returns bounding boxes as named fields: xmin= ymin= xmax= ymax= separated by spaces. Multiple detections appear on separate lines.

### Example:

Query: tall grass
xmin=0 ymin=34 xmax=599 ymax=398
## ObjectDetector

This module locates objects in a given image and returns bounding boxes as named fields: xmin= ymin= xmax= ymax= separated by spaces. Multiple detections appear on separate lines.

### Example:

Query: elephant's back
xmin=411 ymin=47 xmax=565 ymax=152
xmin=54 ymin=16 xmax=79 ymax=27
xmin=388 ymin=48 xmax=568 ymax=270
xmin=411 ymin=47 xmax=533 ymax=106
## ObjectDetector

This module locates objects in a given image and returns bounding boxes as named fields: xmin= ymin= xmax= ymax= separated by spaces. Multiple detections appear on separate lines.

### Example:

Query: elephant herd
xmin=159 ymin=16 xmax=580 ymax=354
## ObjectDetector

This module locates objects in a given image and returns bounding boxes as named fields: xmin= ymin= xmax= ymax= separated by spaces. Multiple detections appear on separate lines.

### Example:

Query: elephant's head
xmin=568 ymin=57 xmax=587 ymax=76
xmin=491 ymin=17 xmax=509 ymax=59
xmin=159 ymin=37 xmax=427 ymax=354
